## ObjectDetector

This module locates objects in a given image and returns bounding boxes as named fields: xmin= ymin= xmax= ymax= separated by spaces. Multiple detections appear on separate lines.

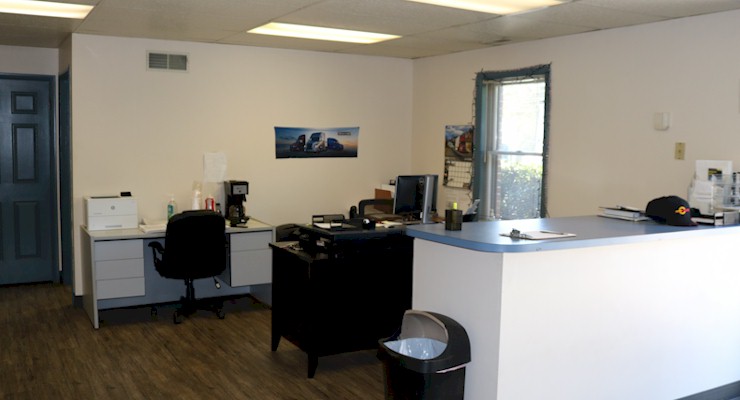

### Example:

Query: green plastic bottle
xmin=167 ymin=196 xmax=177 ymax=220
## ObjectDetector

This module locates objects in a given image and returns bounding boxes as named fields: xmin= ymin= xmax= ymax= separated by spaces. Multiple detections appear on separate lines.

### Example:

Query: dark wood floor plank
xmin=0 ymin=283 xmax=386 ymax=399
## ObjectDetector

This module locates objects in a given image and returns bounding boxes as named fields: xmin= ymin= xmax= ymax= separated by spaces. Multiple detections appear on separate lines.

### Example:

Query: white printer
xmin=85 ymin=196 xmax=138 ymax=231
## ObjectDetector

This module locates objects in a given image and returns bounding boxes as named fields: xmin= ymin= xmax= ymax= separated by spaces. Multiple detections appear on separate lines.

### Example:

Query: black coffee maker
xmin=224 ymin=180 xmax=249 ymax=226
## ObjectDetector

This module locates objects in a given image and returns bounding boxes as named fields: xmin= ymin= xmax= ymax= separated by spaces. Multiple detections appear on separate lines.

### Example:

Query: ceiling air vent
xmin=147 ymin=52 xmax=188 ymax=72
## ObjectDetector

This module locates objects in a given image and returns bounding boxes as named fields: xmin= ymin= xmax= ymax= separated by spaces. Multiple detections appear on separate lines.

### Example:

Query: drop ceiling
xmin=2 ymin=0 xmax=740 ymax=59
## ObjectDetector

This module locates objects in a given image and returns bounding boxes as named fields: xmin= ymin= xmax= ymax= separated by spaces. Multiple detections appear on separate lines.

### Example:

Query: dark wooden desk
xmin=270 ymin=226 xmax=413 ymax=378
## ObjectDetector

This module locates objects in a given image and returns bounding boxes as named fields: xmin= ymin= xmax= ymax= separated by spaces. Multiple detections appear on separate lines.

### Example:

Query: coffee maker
xmin=224 ymin=180 xmax=249 ymax=226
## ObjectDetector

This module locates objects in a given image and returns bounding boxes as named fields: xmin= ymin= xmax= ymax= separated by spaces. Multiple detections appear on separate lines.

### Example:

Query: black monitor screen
xmin=393 ymin=175 xmax=438 ymax=218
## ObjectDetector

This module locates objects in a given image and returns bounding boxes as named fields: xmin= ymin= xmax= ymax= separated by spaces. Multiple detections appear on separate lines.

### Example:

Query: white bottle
xmin=167 ymin=196 xmax=177 ymax=220
xmin=191 ymin=189 xmax=202 ymax=210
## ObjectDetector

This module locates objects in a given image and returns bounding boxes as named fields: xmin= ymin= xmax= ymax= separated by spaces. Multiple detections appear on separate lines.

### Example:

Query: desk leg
xmin=271 ymin=330 xmax=281 ymax=351
xmin=307 ymin=353 xmax=318 ymax=379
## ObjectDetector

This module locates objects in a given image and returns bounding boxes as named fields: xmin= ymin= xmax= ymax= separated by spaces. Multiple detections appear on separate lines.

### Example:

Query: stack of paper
xmin=139 ymin=223 xmax=166 ymax=233
xmin=598 ymin=206 xmax=650 ymax=222
xmin=691 ymin=210 xmax=740 ymax=226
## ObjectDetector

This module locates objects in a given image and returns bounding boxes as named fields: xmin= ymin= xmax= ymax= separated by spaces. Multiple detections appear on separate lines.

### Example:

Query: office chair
xmin=357 ymin=198 xmax=395 ymax=219
xmin=148 ymin=210 xmax=228 ymax=324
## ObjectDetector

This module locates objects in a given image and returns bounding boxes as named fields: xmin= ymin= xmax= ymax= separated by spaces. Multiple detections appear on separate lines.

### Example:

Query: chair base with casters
xmin=172 ymin=277 xmax=225 ymax=324
xmin=148 ymin=210 xmax=229 ymax=325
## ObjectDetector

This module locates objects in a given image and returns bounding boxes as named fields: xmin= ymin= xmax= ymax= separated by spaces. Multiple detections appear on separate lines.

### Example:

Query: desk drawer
xmin=95 ymin=239 xmax=143 ymax=261
xmin=231 ymin=231 xmax=272 ymax=252
xmin=96 ymin=258 xmax=144 ymax=280
xmin=97 ymin=277 xmax=145 ymax=299
xmin=230 ymin=248 xmax=271 ymax=286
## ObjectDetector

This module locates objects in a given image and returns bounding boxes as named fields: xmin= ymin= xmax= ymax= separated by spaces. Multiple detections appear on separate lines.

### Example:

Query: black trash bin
xmin=378 ymin=310 xmax=471 ymax=400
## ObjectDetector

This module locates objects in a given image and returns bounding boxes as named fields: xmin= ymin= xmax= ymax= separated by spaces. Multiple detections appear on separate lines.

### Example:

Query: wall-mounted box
xmin=85 ymin=196 xmax=138 ymax=231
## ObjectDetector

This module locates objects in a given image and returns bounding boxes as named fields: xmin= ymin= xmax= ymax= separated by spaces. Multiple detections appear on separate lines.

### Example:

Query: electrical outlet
xmin=675 ymin=142 xmax=685 ymax=160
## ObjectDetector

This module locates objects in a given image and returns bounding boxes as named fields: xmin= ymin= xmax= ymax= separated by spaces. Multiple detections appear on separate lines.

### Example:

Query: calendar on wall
xmin=443 ymin=125 xmax=474 ymax=189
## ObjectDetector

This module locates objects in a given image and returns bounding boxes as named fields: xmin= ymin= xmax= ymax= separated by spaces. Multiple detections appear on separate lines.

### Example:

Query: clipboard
xmin=500 ymin=229 xmax=576 ymax=240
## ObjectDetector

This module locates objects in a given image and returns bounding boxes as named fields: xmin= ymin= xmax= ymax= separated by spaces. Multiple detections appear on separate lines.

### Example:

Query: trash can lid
xmin=399 ymin=310 xmax=449 ymax=344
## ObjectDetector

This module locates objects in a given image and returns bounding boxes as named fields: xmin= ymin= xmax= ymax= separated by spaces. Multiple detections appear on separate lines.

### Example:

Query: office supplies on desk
xmin=598 ymin=206 xmax=650 ymax=222
xmin=445 ymin=205 xmax=463 ymax=231
xmin=311 ymin=214 xmax=349 ymax=230
xmin=501 ymin=228 xmax=576 ymax=240
xmin=377 ymin=221 xmax=404 ymax=228
xmin=139 ymin=222 xmax=167 ymax=233
xmin=691 ymin=210 xmax=740 ymax=226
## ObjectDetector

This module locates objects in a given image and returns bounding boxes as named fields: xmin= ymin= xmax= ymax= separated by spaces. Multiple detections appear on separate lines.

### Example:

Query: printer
xmin=85 ymin=196 xmax=138 ymax=231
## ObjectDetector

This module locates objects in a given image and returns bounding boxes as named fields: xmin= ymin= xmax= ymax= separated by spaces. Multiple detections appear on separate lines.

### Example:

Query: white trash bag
xmin=384 ymin=338 xmax=447 ymax=360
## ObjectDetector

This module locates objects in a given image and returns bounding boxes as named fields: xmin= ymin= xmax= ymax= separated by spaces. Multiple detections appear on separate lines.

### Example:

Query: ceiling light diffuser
xmin=406 ymin=0 xmax=566 ymax=15
xmin=248 ymin=22 xmax=400 ymax=44
xmin=0 ymin=0 xmax=93 ymax=19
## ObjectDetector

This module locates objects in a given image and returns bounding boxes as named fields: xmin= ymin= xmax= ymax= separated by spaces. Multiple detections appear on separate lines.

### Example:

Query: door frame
xmin=59 ymin=70 xmax=72 ymax=285
xmin=0 ymin=73 xmax=59 ymax=283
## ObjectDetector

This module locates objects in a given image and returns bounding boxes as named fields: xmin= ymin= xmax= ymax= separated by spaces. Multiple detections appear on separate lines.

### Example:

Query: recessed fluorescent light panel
xmin=406 ymin=0 xmax=566 ymax=15
xmin=248 ymin=22 xmax=400 ymax=44
xmin=0 ymin=0 xmax=93 ymax=19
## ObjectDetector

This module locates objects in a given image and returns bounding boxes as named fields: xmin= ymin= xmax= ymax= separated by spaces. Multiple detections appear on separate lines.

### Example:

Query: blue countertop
xmin=405 ymin=215 xmax=740 ymax=253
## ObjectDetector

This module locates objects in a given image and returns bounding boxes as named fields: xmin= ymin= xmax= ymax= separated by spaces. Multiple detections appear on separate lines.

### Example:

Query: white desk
xmin=406 ymin=216 xmax=740 ymax=400
xmin=81 ymin=218 xmax=273 ymax=329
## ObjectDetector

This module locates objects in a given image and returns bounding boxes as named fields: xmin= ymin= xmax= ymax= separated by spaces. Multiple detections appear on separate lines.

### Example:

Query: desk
xmin=406 ymin=216 xmax=740 ymax=400
xmin=81 ymin=218 xmax=273 ymax=329
xmin=270 ymin=224 xmax=412 ymax=378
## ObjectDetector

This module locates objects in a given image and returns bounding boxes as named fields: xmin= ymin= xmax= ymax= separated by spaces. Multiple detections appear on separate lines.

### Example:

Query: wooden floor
xmin=0 ymin=283 xmax=386 ymax=400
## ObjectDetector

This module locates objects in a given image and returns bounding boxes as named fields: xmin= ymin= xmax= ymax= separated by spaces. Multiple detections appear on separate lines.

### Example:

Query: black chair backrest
xmin=358 ymin=198 xmax=394 ymax=217
xmin=275 ymin=223 xmax=301 ymax=242
xmin=159 ymin=210 xmax=227 ymax=280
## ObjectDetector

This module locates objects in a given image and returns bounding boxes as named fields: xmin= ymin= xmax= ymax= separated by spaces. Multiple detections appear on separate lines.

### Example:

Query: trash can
xmin=378 ymin=310 xmax=471 ymax=400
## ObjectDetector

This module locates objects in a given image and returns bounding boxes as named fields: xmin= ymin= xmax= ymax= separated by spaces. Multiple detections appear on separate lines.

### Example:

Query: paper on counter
xmin=500 ymin=230 xmax=576 ymax=240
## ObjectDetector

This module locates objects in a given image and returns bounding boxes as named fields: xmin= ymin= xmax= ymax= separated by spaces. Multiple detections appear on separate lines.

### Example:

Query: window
xmin=473 ymin=65 xmax=550 ymax=220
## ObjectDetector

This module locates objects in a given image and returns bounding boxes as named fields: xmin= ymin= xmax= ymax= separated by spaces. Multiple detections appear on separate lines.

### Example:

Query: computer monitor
xmin=393 ymin=175 xmax=438 ymax=222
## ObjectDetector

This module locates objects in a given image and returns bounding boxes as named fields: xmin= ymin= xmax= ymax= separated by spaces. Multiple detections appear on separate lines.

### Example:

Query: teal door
xmin=0 ymin=75 xmax=57 ymax=285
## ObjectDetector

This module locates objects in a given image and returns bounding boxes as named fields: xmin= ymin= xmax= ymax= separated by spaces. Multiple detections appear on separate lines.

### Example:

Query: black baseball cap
xmin=645 ymin=195 xmax=697 ymax=226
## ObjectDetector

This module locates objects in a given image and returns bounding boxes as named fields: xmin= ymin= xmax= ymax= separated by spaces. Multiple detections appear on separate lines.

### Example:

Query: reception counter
xmin=406 ymin=216 xmax=740 ymax=400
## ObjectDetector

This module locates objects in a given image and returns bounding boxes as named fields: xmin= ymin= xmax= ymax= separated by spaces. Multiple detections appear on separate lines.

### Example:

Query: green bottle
xmin=167 ymin=196 xmax=177 ymax=220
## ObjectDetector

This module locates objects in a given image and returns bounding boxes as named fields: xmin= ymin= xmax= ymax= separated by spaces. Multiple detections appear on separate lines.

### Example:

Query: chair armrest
xmin=148 ymin=241 xmax=164 ymax=263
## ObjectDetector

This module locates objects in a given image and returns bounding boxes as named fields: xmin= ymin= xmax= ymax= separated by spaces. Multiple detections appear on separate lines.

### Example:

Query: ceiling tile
xmin=0 ymin=25 xmax=70 ymax=47
xmin=77 ymin=7 xmax=247 ymax=42
xmin=218 ymin=31 xmax=357 ymax=53
xmin=514 ymin=2 xmax=666 ymax=29
xmin=578 ymin=0 xmax=740 ymax=19
xmin=276 ymin=0 xmax=497 ymax=35
xmin=454 ymin=15 xmax=595 ymax=41
xmin=2 ymin=0 xmax=740 ymax=57
xmin=0 ymin=12 xmax=82 ymax=30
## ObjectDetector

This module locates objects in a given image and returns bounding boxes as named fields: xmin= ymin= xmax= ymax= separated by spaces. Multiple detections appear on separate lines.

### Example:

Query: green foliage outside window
xmin=497 ymin=163 xmax=543 ymax=219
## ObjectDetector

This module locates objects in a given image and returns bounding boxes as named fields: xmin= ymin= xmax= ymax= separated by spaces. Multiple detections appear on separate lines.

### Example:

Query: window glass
xmin=473 ymin=65 xmax=550 ymax=220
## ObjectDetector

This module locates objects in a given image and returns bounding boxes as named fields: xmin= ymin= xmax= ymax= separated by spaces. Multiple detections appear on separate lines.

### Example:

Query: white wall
xmin=9 ymin=9 xmax=740 ymax=294
xmin=412 ymin=10 xmax=740 ymax=217
xmin=0 ymin=45 xmax=58 ymax=75
xmin=70 ymin=34 xmax=413 ymax=293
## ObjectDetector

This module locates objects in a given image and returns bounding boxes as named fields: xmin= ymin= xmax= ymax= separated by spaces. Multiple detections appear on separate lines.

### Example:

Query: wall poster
xmin=444 ymin=125 xmax=474 ymax=189
xmin=275 ymin=126 xmax=359 ymax=159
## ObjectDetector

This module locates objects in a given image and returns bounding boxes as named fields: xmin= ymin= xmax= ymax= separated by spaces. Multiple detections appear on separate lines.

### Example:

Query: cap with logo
xmin=645 ymin=195 xmax=696 ymax=226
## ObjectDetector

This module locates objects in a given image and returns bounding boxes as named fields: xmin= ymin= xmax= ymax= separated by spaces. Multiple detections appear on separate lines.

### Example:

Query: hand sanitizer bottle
xmin=167 ymin=196 xmax=177 ymax=220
